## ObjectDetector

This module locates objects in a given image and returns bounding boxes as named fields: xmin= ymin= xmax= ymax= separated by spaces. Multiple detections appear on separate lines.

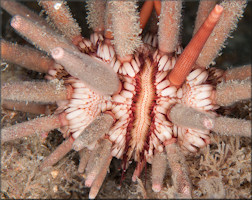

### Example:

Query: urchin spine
xmin=1 ymin=114 xmax=63 ymax=143
xmin=51 ymin=47 xmax=120 ymax=96
xmin=1 ymin=81 xmax=70 ymax=104
xmin=10 ymin=15 xmax=77 ymax=54
xmin=86 ymin=0 xmax=106 ymax=32
xmin=72 ymin=113 xmax=114 ymax=151
xmin=158 ymin=1 xmax=182 ymax=54
xmin=39 ymin=0 xmax=81 ymax=42
xmin=168 ymin=5 xmax=223 ymax=87
xmin=108 ymin=1 xmax=142 ymax=57
xmin=195 ymin=0 xmax=247 ymax=68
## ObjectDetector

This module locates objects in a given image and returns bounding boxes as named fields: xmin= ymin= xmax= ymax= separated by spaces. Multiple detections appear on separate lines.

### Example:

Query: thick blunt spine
xmin=1 ymin=40 xmax=52 ymax=73
xmin=214 ymin=79 xmax=251 ymax=106
xmin=108 ymin=1 xmax=142 ymax=58
xmin=165 ymin=143 xmax=192 ymax=198
xmin=193 ymin=0 xmax=217 ymax=35
xmin=10 ymin=15 xmax=77 ymax=54
xmin=89 ymin=156 xmax=113 ymax=199
xmin=213 ymin=116 xmax=251 ymax=138
xmin=104 ymin=2 xmax=113 ymax=39
xmin=85 ymin=139 xmax=112 ymax=187
xmin=168 ymin=5 xmax=223 ymax=87
xmin=72 ymin=113 xmax=114 ymax=151
xmin=151 ymin=151 xmax=167 ymax=192
xmin=224 ymin=64 xmax=251 ymax=81
xmin=51 ymin=47 xmax=120 ymax=96
xmin=168 ymin=104 xmax=251 ymax=137
xmin=1 ymin=81 xmax=70 ymax=104
xmin=40 ymin=137 xmax=74 ymax=170
xmin=86 ymin=0 xmax=106 ymax=32
xmin=1 ymin=99 xmax=53 ymax=115
xmin=78 ymin=148 xmax=91 ymax=173
xmin=2 ymin=114 xmax=62 ymax=143
xmin=39 ymin=0 xmax=81 ymax=42
xmin=1 ymin=0 xmax=49 ymax=27
xmin=195 ymin=0 xmax=247 ymax=68
xmin=158 ymin=1 xmax=182 ymax=54
xmin=168 ymin=104 xmax=215 ymax=131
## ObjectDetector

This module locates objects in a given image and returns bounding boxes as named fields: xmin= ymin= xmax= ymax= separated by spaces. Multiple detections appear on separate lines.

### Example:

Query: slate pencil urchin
xmin=1 ymin=0 xmax=251 ymax=199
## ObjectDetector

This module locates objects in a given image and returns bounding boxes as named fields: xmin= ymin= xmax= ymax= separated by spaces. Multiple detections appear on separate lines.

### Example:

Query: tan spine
xmin=108 ymin=1 xmax=142 ymax=57
xmin=39 ymin=1 xmax=81 ymax=42
xmin=86 ymin=0 xmax=106 ymax=32
xmin=196 ymin=0 xmax=247 ymax=68
xmin=168 ymin=5 xmax=223 ymax=87
xmin=2 ymin=115 xmax=62 ymax=143
xmin=1 ymin=40 xmax=52 ymax=73
xmin=158 ymin=1 xmax=182 ymax=54
xmin=1 ymin=81 xmax=68 ymax=103
xmin=193 ymin=0 xmax=217 ymax=35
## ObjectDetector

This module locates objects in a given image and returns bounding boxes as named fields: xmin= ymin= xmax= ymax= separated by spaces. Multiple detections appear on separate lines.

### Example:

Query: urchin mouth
xmin=126 ymin=58 xmax=156 ymax=162
xmin=106 ymin=51 xmax=179 ymax=163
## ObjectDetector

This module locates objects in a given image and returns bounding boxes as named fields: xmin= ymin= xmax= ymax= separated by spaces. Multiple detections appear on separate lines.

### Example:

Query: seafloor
xmin=1 ymin=1 xmax=251 ymax=199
